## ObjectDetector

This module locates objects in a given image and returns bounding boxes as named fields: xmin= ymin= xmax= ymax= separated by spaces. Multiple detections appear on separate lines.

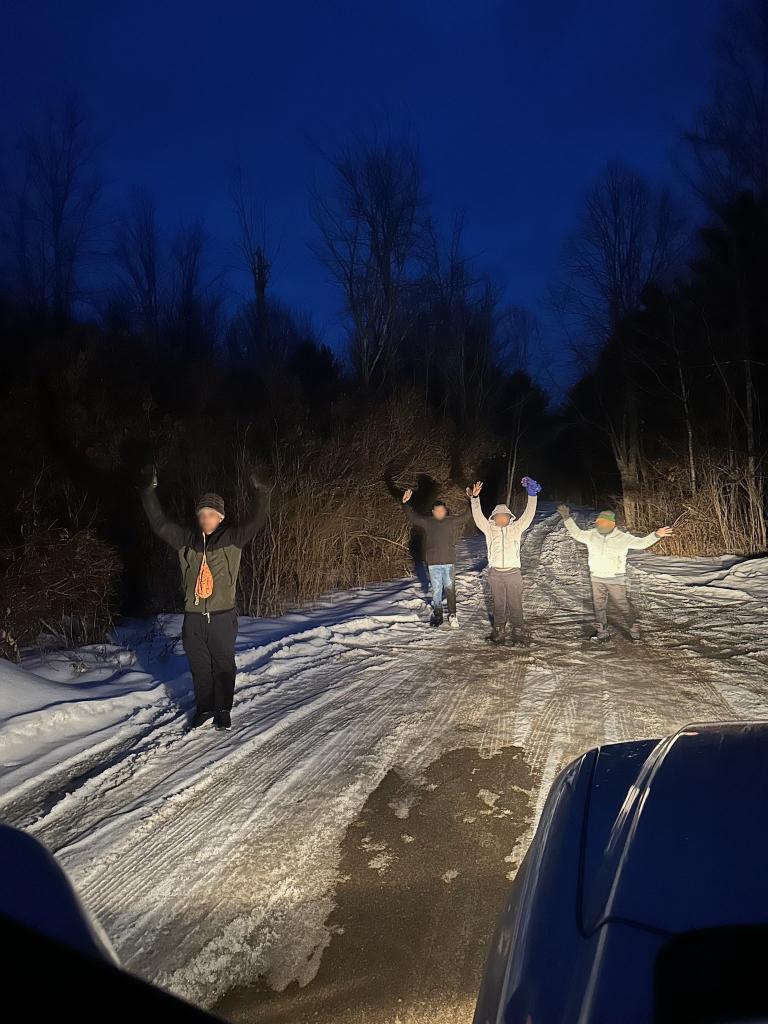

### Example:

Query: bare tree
xmin=168 ymin=222 xmax=220 ymax=357
xmin=555 ymin=163 xmax=687 ymax=526
xmin=686 ymin=0 xmax=768 ymax=205
xmin=231 ymin=171 xmax=272 ymax=312
xmin=113 ymin=190 xmax=163 ymax=337
xmin=11 ymin=99 xmax=100 ymax=320
xmin=418 ymin=213 xmax=511 ymax=423
xmin=229 ymin=171 xmax=275 ymax=364
xmin=313 ymin=138 xmax=424 ymax=388
xmin=557 ymin=161 xmax=687 ymax=347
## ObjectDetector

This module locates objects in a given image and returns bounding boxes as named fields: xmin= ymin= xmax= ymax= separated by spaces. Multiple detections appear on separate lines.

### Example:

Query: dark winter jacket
xmin=402 ymin=501 xmax=473 ymax=566
xmin=142 ymin=486 xmax=270 ymax=614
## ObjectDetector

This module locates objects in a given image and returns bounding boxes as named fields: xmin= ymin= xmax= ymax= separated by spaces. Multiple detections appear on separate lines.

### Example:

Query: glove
xmin=140 ymin=464 xmax=158 ymax=490
xmin=521 ymin=476 xmax=541 ymax=496
xmin=250 ymin=473 xmax=274 ymax=492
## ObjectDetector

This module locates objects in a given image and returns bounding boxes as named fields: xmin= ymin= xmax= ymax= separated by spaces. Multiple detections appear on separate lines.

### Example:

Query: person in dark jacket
xmin=401 ymin=486 xmax=475 ymax=628
xmin=141 ymin=468 xmax=270 ymax=730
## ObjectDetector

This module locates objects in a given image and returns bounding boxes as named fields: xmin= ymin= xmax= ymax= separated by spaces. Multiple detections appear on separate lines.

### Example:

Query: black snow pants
xmin=181 ymin=608 xmax=239 ymax=715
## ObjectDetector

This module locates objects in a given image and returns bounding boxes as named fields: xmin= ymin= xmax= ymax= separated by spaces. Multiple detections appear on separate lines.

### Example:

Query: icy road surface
xmin=1 ymin=507 xmax=768 ymax=1015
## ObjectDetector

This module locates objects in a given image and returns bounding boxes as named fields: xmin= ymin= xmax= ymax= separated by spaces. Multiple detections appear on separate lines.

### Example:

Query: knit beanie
xmin=195 ymin=492 xmax=225 ymax=517
xmin=595 ymin=510 xmax=616 ymax=528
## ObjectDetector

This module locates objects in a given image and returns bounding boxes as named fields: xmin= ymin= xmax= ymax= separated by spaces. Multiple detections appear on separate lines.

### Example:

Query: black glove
xmin=249 ymin=472 xmax=273 ymax=492
xmin=140 ymin=464 xmax=158 ymax=490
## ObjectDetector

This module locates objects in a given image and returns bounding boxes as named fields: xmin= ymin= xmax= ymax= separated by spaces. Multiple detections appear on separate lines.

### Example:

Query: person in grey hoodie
xmin=557 ymin=505 xmax=673 ymax=641
xmin=471 ymin=476 xmax=542 ymax=644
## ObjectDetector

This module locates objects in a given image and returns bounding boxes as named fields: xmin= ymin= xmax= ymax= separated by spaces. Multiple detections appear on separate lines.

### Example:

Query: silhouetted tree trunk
xmin=312 ymin=137 xmax=424 ymax=388
xmin=232 ymin=172 xmax=272 ymax=349
xmin=11 ymin=99 xmax=100 ymax=321
xmin=113 ymin=190 xmax=162 ymax=337
xmin=555 ymin=162 xmax=687 ymax=518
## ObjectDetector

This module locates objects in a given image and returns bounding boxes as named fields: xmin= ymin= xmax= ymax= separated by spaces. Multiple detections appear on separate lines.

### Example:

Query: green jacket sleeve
xmin=232 ymin=487 xmax=271 ymax=547
xmin=141 ymin=488 xmax=188 ymax=550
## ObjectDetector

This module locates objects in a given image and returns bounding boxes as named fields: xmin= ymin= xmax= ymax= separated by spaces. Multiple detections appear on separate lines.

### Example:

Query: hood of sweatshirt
xmin=490 ymin=504 xmax=515 ymax=522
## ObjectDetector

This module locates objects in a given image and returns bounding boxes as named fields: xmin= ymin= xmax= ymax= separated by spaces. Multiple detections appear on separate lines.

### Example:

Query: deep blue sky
xmin=3 ymin=0 xmax=723 ymax=390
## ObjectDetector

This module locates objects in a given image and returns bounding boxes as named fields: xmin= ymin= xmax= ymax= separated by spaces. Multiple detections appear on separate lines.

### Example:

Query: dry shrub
xmin=236 ymin=399 xmax=488 ymax=616
xmin=0 ymin=528 xmax=121 ymax=659
xmin=628 ymin=452 xmax=767 ymax=557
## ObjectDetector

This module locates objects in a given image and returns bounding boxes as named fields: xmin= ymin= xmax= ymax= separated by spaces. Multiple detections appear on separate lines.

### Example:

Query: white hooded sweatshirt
xmin=563 ymin=517 xmax=660 ymax=578
xmin=471 ymin=495 xmax=537 ymax=570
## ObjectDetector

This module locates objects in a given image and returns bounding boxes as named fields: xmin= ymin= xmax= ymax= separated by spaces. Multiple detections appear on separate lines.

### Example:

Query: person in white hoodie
xmin=557 ymin=505 xmax=673 ymax=641
xmin=470 ymin=476 xmax=541 ymax=644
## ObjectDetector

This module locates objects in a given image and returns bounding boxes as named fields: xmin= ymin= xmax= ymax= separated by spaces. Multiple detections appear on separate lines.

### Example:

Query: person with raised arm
xmin=141 ymin=467 xmax=271 ymax=730
xmin=401 ymin=486 xmax=475 ymax=628
xmin=471 ymin=476 xmax=542 ymax=645
xmin=557 ymin=505 xmax=673 ymax=642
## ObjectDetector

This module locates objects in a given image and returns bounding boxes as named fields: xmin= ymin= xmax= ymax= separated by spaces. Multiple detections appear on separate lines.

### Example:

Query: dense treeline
xmin=560 ymin=191 xmax=768 ymax=554
xmin=0 ymin=130 xmax=550 ymax=656
xmin=559 ymin=0 xmax=768 ymax=554
xmin=1 ymin=0 xmax=767 ymax=657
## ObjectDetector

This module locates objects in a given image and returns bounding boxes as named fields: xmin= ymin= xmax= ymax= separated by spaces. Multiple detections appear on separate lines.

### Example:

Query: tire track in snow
xmin=44 ymin=574 xmax=505 ymax=1006
xmin=67 ymin=664 xmax=424 ymax=998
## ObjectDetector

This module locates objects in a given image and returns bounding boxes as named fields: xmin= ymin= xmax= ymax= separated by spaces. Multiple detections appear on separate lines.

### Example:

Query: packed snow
xmin=1 ymin=505 xmax=768 ymax=1008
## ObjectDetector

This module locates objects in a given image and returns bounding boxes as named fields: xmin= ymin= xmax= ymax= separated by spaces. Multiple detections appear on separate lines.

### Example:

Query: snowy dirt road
xmin=2 ymin=507 xmax=768 ymax=1021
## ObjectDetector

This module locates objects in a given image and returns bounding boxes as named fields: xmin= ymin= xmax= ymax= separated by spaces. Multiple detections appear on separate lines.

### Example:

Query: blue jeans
xmin=428 ymin=564 xmax=455 ymax=610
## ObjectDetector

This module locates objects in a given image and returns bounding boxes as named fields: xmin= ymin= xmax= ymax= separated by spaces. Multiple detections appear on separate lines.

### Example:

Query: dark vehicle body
xmin=0 ymin=822 xmax=220 ymax=1022
xmin=474 ymin=722 xmax=768 ymax=1024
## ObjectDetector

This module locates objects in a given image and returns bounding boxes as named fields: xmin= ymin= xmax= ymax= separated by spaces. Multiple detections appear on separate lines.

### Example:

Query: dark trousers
xmin=489 ymin=567 xmax=524 ymax=627
xmin=182 ymin=609 xmax=239 ymax=715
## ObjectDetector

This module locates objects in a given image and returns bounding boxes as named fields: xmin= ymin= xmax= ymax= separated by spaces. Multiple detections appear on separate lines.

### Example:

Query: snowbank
xmin=632 ymin=552 xmax=768 ymax=603
xmin=0 ymin=580 xmax=424 ymax=806
xmin=0 ymin=628 xmax=189 ymax=802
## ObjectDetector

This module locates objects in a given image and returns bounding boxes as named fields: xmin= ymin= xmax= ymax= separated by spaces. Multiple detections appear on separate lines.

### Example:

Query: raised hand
xmin=466 ymin=481 xmax=483 ymax=498
xmin=140 ymin=464 xmax=158 ymax=490
xmin=557 ymin=504 xmax=570 ymax=519
xmin=249 ymin=472 xmax=272 ymax=491
xmin=521 ymin=476 xmax=542 ymax=496
xmin=655 ymin=526 xmax=674 ymax=538
xmin=402 ymin=488 xmax=413 ymax=504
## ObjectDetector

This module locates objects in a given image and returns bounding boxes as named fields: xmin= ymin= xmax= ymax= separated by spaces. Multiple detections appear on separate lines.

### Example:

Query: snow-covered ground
xmin=2 ymin=505 xmax=768 ymax=1010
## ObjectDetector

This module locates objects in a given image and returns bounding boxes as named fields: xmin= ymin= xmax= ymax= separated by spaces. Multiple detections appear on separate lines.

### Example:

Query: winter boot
xmin=448 ymin=613 xmax=460 ymax=629
xmin=629 ymin=623 xmax=642 ymax=642
xmin=430 ymin=605 xmax=444 ymax=628
xmin=188 ymin=710 xmax=214 ymax=730
xmin=488 ymin=624 xmax=506 ymax=645
xmin=214 ymin=710 xmax=232 ymax=731
xmin=591 ymin=624 xmax=612 ymax=643
xmin=510 ymin=626 xmax=531 ymax=646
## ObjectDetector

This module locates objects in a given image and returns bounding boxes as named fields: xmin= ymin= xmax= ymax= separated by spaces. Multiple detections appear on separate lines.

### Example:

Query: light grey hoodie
xmin=471 ymin=495 xmax=537 ymax=569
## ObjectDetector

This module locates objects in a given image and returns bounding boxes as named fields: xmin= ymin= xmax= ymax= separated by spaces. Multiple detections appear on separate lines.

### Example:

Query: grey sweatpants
xmin=489 ymin=567 xmax=524 ymax=628
xmin=590 ymin=577 xmax=636 ymax=629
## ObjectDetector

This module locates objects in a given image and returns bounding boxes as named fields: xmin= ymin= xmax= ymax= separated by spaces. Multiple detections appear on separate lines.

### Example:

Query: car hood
xmin=581 ymin=722 xmax=768 ymax=936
